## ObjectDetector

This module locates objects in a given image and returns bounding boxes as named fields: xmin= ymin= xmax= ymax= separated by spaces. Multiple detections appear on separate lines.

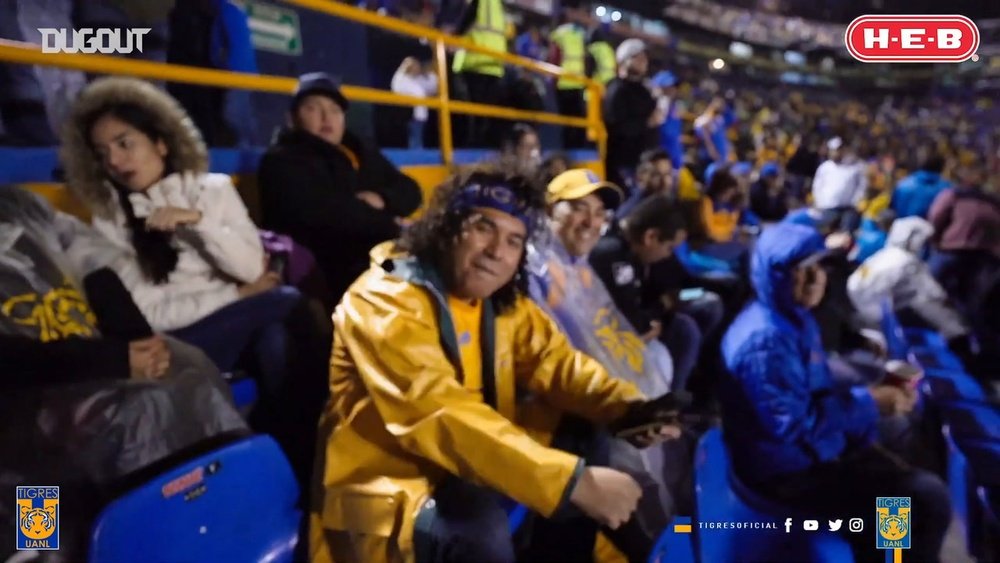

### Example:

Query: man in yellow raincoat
xmin=310 ymin=164 xmax=681 ymax=563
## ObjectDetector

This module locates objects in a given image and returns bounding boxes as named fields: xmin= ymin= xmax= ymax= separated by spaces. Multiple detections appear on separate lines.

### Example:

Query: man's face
xmin=626 ymin=51 xmax=649 ymax=78
xmin=647 ymin=158 xmax=674 ymax=195
xmin=552 ymin=193 xmax=608 ymax=258
xmin=792 ymin=262 xmax=827 ymax=309
xmin=294 ymin=94 xmax=346 ymax=146
xmin=516 ymin=132 xmax=541 ymax=167
xmin=447 ymin=207 xmax=527 ymax=301
xmin=630 ymin=228 xmax=685 ymax=265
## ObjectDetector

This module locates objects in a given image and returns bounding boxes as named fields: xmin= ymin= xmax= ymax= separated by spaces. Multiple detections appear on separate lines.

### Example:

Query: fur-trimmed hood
xmin=60 ymin=77 xmax=208 ymax=219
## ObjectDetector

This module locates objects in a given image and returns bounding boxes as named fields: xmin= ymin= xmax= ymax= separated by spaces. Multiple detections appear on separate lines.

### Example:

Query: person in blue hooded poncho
xmin=719 ymin=223 xmax=951 ymax=563
xmin=891 ymin=155 xmax=952 ymax=219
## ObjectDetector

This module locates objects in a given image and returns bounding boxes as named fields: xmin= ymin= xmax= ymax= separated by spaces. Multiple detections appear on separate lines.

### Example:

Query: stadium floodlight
xmin=711 ymin=58 xmax=726 ymax=70
xmin=611 ymin=10 xmax=622 ymax=22
xmin=595 ymin=6 xmax=607 ymax=17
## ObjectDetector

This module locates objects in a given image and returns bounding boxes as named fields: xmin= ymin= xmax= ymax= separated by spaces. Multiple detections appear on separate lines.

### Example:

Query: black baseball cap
xmin=291 ymin=72 xmax=349 ymax=112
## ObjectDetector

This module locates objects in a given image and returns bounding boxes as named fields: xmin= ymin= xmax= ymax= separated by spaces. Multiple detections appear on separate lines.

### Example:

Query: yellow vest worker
xmin=588 ymin=41 xmax=616 ymax=85
xmin=550 ymin=23 xmax=586 ymax=90
xmin=452 ymin=0 xmax=507 ymax=78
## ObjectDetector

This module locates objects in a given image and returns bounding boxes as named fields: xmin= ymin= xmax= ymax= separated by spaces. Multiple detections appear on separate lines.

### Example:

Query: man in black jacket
xmin=590 ymin=195 xmax=725 ymax=399
xmin=603 ymin=39 xmax=661 ymax=189
xmin=258 ymin=72 xmax=422 ymax=307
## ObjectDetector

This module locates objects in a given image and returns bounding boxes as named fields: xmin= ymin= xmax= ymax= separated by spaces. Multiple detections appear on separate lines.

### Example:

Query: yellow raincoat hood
xmin=311 ymin=243 xmax=642 ymax=563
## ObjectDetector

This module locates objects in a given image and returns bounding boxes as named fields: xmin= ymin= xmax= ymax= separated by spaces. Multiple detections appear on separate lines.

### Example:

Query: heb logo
xmin=845 ymin=15 xmax=980 ymax=63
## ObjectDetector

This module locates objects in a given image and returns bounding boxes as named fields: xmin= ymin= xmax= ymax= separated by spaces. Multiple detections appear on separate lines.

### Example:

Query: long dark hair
xmin=83 ymin=103 xmax=178 ymax=284
xmin=398 ymin=162 xmax=546 ymax=313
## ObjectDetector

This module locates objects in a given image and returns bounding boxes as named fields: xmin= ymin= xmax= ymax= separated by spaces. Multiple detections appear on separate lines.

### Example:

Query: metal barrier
xmin=0 ymin=0 xmax=606 ymax=170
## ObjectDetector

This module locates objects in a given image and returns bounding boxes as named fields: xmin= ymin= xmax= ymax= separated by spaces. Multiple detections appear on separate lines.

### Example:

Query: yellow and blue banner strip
xmin=673 ymin=515 xmax=693 ymax=534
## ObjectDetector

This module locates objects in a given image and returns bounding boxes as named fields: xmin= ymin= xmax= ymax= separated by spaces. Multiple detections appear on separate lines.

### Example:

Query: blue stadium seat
xmin=939 ymin=400 xmax=1000 ymax=441
xmin=904 ymin=327 xmax=950 ymax=354
xmin=879 ymin=300 xmax=911 ymax=362
xmin=223 ymin=371 xmax=258 ymax=413
xmin=911 ymin=347 xmax=965 ymax=372
xmin=648 ymin=518 xmax=695 ymax=563
xmin=90 ymin=435 xmax=301 ymax=563
xmin=694 ymin=428 xmax=853 ymax=562
xmin=921 ymin=368 xmax=989 ymax=403
xmin=230 ymin=379 xmax=259 ymax=412
xmin=878 ymin=299 xmax=965 ymax=370
xmin=944 ymin=429 xmax=1000 ymax=560
xmin=975 ymin=485 xmax=1000 ymax=561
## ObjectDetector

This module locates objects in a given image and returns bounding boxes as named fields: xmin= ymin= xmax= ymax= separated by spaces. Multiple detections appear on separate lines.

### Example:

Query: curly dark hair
xmin=397 ymin=161 xmax=547 ymax=313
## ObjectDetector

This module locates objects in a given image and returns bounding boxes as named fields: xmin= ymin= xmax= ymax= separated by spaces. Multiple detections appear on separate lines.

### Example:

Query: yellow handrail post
xmin=587 ymin=84 xmax=608 ymax=178
xmin=586 ymin=83 xmax=608 ymax=179
xmin=434 ymin=38 xmax=454 ymax=168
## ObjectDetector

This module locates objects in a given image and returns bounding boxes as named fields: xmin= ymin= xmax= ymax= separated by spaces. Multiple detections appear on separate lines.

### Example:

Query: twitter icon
xmin=828 ymin=519 xmax=843 ymax=531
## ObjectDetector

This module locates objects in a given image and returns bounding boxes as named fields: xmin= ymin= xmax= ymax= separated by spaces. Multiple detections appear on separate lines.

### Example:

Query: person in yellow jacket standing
xmin=549 ymin=16 xmax=588 ymax=149
xmin=587 ymin=24 xmax=617 ymax=86
xmin=310 ymin=163 xmax=683 ymax=563
xmin=452 ymin=0 xmax=508 ymax=147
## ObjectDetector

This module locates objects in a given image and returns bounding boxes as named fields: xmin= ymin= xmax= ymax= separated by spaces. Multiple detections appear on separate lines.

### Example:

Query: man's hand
xmin=238 ymin=271 xmax=282 ymax=299
xmin=569 ymin=467 xmax=642 ymax=529
xmin=609 ymin=392 xmax=692 ymax=444
xmin=859 ymin=330 xmax=888 ymax=359
xmin=356 ymin=191 xmax=386 ymax=210
xmin=128 ymin=335 xmax=170 ymax=379
xmin=647 ymin=108 xmax=667 ymax=128
xmin=825 ymin=231 xmax=853 ymax=251
xmin=618 ymin=423 xmax=683 ymax=448
xmin=145 ymin=207 xmax=202 ymax=232
xmin=870 ymin=385 xmax=917 ymax=416
xmin=640 ymin=320 xmax=662 ymax=343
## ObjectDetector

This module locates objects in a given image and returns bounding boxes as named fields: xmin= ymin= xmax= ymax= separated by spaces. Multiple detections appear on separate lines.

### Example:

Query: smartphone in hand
xmin=268 ymin=252 xmax=288 ymax=278
xmin=679 ymin=288 xmax=706 ymax=302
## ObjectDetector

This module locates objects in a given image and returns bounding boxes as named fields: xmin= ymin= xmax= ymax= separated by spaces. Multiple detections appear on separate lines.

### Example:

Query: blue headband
xmin=449 ymin=182 xmax=536 ymax=234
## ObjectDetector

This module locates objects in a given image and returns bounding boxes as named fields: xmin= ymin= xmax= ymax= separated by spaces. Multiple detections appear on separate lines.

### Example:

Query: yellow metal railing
xmin=0 ymin=0 xmax=606 ymax=170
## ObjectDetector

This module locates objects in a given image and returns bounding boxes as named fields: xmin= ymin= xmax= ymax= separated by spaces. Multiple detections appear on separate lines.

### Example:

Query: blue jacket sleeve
xmin=734 ymin=333 xmax=879 ymax=462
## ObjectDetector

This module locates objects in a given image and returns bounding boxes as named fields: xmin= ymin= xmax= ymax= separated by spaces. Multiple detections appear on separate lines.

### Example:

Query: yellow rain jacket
xmin=310 ymin=243 xmax=643 ymax=563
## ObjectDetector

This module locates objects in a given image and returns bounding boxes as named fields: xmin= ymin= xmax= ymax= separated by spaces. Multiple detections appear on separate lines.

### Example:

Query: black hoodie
xmin=258 ymin=128 xmax=422 ymax=301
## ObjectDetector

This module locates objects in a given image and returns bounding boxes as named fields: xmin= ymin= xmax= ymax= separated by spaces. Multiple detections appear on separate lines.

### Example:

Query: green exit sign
xmin=236 ymin=0 xmax=303 ymax=56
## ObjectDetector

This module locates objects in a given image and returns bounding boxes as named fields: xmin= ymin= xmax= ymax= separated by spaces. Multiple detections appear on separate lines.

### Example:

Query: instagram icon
xmin=849 ymin=518 xmax=864 ymax=532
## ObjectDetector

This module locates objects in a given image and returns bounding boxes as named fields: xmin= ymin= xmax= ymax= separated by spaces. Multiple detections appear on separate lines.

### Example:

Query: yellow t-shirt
xmin=677 ymin=167 xmax=701 ymax=201
xmin=447 ymin=295 xmax=483 ymax=399
xmin=701 ymin=197 xmax=739 ymax=242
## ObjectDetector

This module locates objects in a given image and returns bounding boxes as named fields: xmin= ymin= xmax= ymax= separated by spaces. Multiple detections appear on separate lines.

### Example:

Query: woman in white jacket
xmin=60 ymin=77 xmax=330 ymax=489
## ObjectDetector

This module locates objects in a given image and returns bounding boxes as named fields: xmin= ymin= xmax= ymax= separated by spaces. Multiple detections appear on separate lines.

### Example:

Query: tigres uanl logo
xmin=16 ymin=486 xmax=59 ymax=551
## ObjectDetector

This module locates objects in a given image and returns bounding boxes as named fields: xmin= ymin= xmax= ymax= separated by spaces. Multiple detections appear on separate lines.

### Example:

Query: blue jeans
xmin=662 ymin=292 xmax=725 ymax=394
xmin=660 ymin=313 xmax=700 ymax=393
xmin=679 ymin=291 xmax=725 ymax=341
xmin=169 ymin=287 xmax=302 ymax=397
xmin=408 ymin=119 xmax=426 ymax=149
